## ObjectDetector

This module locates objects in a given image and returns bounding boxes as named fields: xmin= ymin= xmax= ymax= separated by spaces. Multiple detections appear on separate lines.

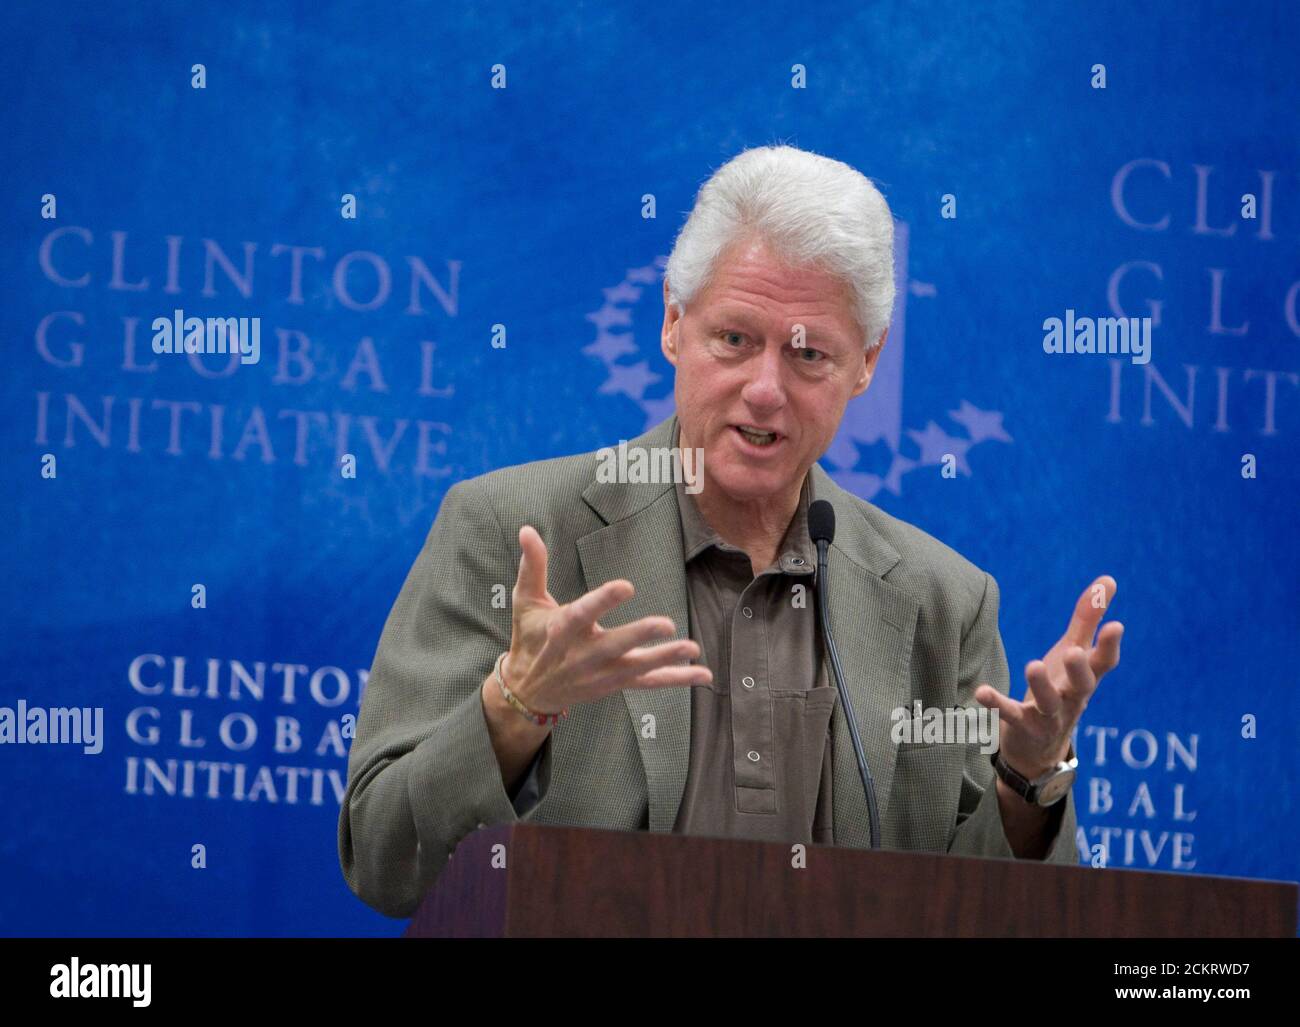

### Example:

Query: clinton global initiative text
xmin=125 ymin=756 xmax=347 ymax=805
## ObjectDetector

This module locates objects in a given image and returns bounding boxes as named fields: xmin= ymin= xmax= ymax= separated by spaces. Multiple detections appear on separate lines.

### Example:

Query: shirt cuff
xmin=508 ymin=742 xmax=546 ymax=816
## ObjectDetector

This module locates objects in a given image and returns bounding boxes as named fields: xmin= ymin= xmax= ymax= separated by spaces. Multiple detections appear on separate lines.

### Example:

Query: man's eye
xmin=796 ymin=346 xmax=824 ymax=361
xmin=722 ymin=332 xmax=744 ymax=346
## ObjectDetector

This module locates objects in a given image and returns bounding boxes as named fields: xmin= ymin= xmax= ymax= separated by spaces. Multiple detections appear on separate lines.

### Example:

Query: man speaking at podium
xmin=338 ymin=145 xmax=1124 ymax=919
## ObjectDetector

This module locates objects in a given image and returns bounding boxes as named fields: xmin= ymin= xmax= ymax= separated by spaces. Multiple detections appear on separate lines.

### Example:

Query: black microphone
xmin=808 ymin=499 xmax=881 ymax=849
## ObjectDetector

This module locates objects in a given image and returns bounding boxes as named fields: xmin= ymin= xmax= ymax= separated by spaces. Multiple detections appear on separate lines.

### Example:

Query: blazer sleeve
xmin=337 ymin=479 xmax=555 ymax=918
xmin=945 ymin=571 xmax=1080 ymax=865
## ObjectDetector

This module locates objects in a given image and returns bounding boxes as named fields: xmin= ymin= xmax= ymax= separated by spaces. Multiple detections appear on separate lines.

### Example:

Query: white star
xmin=947 ymin=401 xmax=1012 ymax=444
xmin=907 ymin=421 xmax=973 ymax=474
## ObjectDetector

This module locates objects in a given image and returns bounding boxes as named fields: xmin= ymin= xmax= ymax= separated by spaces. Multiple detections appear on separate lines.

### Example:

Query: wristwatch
xmin=990 ymin=745 xmax=1078 ymax=807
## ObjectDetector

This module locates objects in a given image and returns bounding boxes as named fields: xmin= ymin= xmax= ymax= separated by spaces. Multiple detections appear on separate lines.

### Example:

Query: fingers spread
xmin=561 ymin=579 xmax=636 ymax=636
xmin=974 ymin=684 xmax=1025 ymax=728
xmin=588 ymin=616 xmax=681 ymax=667
xmin=1060 ymin=646 xmax=1096 ymax=703
xmin=623 ymin=664 xmax=714 ymax=690
xmin=1090 ymin=621 xmax=1124 ymax=678
xmin=1025 ymin=660 xmax=1063 ymax=716
xmin=1064 ymin=574 xmax=1117 ymax=648
xmin=514 ymin=525 xmax=550 ymax=600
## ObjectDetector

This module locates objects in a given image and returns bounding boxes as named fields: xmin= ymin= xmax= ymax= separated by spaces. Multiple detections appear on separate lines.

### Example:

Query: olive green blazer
xmin=339 ymin=415 xmax=1078 ymax=918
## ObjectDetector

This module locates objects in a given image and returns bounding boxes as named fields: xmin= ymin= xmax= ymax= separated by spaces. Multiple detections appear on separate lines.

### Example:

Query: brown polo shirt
xmin=670 ymin=464 xmax=837 ymax=846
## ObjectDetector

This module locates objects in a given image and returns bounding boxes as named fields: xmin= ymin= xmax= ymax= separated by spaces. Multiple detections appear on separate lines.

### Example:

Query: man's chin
xmin=700 ymin=466 xmax=797 ymax=503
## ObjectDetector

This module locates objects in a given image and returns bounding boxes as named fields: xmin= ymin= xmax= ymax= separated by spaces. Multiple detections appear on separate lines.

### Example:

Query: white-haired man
xmin=339 ymin=145 xmax=1123 ymax=919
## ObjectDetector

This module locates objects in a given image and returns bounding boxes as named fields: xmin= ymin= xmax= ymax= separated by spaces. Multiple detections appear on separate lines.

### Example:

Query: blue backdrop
xmin=2 ymin=0 xmax=1296 ymax=936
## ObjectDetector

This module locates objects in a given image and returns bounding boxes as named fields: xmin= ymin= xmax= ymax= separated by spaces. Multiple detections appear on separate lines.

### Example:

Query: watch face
xmin=1037 ymin=771 xmax=1075 ymax=806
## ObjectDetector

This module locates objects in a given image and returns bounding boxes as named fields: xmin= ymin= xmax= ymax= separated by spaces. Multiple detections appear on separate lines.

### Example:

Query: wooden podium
xmin=404 ymin=823 xmax=1298 ymax=937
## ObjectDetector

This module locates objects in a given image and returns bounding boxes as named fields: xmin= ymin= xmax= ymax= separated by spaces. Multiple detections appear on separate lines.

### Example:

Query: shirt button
xmin=742 ymin=606 xmax=753 ymax=618
xmin=747 ymin=750 xmax=761 ymax=762
xmin=790 ymin=556 xmax=805 ymax=566
xmin=741 ymin=676 xmax=755 ymax=688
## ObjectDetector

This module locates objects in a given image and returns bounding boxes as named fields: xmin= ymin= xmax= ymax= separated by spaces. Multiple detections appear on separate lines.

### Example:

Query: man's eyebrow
xmin=709 ymin=307 xmax=763 ymax=329
xmin=784 ymin=323 xmax=854 ymax=350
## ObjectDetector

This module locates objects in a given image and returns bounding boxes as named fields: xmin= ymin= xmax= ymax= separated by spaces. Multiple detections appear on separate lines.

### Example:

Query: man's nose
xmin=740 ymin=344 xmax=787 ymax=411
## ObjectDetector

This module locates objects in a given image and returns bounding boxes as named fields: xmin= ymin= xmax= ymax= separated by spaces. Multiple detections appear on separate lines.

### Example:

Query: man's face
xmin=661 ymin=235 xmax=886 ymax=506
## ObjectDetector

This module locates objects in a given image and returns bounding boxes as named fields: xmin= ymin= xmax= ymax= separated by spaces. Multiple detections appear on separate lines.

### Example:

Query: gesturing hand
xmin=975 ymin=575 xmax=1124 ymax=780
xmin=502 ymin=525 xmax=713 ymax=715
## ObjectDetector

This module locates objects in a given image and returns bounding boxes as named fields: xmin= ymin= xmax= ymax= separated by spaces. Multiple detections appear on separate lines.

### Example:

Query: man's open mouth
xmin=733 ymin=425 xmax=781 ymax=448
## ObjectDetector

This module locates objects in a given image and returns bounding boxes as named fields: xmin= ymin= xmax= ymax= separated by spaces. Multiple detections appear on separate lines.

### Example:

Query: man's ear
xmin=661 ymin=278 xmax=681 ymax=366
xmin=851 ymin=326 xmax=888 ymax=397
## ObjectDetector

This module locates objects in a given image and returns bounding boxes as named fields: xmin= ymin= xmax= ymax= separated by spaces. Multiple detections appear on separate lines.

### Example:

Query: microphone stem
xmin=815 ymin=539 xmax=881 ymax=849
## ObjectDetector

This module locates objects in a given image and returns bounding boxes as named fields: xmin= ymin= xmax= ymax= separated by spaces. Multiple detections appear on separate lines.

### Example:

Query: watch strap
xmin=991 ymin=749 xmax=1036 ymax=801
xmin=991 ymin=744 xmax=1076 ymax=805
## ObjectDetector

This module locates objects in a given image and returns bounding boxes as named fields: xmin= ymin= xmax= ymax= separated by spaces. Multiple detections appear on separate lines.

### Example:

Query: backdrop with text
xmin=2 ymin=0 xmax=1296 ymax=935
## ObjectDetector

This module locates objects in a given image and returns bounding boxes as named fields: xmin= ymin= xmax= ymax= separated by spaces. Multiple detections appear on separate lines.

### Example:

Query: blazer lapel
xmin=809 ymin=463 xmax=920 ymax=850
xmin=577 ymin=416 xmax=693 ymax=832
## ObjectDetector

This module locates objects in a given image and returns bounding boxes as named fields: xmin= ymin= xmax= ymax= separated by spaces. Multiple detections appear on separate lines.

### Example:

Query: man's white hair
xmin=665 ymin=144 xmax=895 ymax=350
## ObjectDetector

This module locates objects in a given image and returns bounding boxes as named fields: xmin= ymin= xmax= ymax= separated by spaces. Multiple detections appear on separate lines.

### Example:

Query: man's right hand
xmin=502 ymin=524 xmax=712 ymax=715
